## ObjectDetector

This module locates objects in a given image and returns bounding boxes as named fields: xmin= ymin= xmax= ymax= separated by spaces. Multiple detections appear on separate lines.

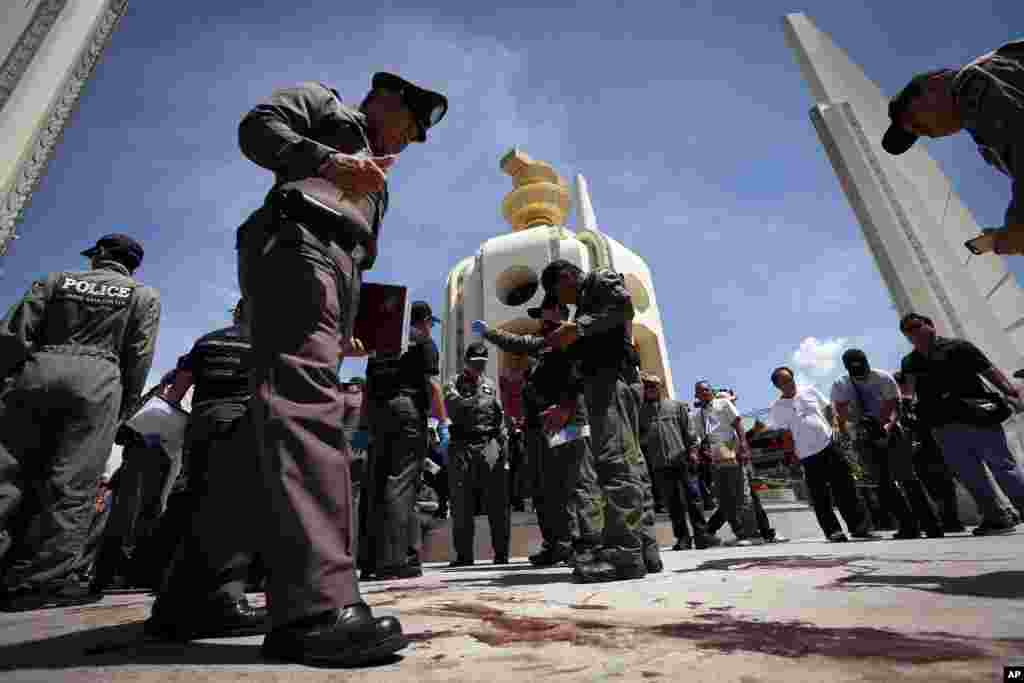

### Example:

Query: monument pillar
xmin=784 ymin=12 xmax=1024 ymax=464
xmin=1 ymin=0 xmax=130 ymax=260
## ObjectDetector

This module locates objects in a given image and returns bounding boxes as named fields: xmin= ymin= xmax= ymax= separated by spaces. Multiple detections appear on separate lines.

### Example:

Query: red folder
xmin=354 ymin=282 xmax=410 ymax=356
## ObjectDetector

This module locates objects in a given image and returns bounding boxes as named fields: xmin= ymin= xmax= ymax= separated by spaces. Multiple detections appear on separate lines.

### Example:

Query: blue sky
xmin=1 ymin=0 xmax=1021 ymax=414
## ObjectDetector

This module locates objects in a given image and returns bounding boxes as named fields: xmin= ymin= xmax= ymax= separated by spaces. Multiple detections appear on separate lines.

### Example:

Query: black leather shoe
xmin=448 ymin=558 xmax=474 ymax=568
xmin=373 ymin=565 xmax=423 ymax=580
xmin=572 ymin=560 xmax=646 ymax=584
xmin=144 ymin=596 xmax=269 ymax=640
xmin=693 ymin=535 xmax=722 ymax=550
xmin=261 ymin=602 xmax=407 ymax=666
xmin=529 ymin=547 xmax=571 ymax=567
xmin=643 ymin=545 xmax=663 ymax=574
xmin=493 ymin=555 xmax=509 ymax=565
xmin=828 ymin=531 xmax=849 ymax=542
xmin=672 ymin=539 xmax=693 ymax=551
xmin=0 ymin=576 xmax=102 ymax=612
xmin=925 ymin=528 xmax=945 ymax=539
xmin=850 ymin=531 xmax=883 ymax=540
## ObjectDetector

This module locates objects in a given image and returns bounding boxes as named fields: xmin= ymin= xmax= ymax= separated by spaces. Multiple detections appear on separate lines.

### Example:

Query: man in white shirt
xmin=767 ymin=367 xmax=876 ymax=542
xmin=692 ymin=381 xmax=759 ymax=545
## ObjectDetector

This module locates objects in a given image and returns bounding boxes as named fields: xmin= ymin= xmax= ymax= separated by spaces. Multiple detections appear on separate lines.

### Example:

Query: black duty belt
xmin=269 ymin=184 xmax=373 ymax=266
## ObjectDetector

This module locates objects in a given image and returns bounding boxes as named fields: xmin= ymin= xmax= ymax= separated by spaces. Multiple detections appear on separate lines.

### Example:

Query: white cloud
xmin=792 ymin=336 xmax=847 ymax=377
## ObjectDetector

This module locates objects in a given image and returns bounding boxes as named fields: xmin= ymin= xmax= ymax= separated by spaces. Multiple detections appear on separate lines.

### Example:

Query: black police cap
xmin=81 ymin=233 xmax=144 ymax=268
xmin=372 ymin=72 xmax=448 ymax=143
xmin=465 ymin=341 xmax=489 ymax=362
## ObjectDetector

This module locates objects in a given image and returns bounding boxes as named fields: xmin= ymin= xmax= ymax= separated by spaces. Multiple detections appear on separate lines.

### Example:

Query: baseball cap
xmin=411 ymin=300 xmax=439 ymax=325
xmin=841 ymin=348 xmax=869 ymax=375
xmin=372 ymin=72 xmax=448 ymax=143
xmin=465 ymin=341 xmax=489 ymax=362
xmin=881 ymin=69 xmax=952 ymax=155
xmin=81 ymin=233 xmax=144 ymax=269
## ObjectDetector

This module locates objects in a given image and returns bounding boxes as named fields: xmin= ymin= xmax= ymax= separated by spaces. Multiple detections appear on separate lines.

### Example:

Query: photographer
xmin=832 ymin=349 xmax=943 ymax=539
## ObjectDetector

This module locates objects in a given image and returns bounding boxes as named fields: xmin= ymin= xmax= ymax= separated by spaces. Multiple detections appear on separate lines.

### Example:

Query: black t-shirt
xmin=900 ymin=336 xmax=993 ymax=425
xmin=367 ymin=337 xmax=439 ymax=411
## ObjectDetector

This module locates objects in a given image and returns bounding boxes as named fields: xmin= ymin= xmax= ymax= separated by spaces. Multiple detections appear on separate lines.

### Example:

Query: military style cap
xmin=411 ymin=300 xmax=440 ymax=325
xmin=372 ymin=72 xmax=448 ymax=143
xmin=465 ymin=341 xmax=489 ymax=362
xmin=82 ymin=233 xmax=144 ymax=268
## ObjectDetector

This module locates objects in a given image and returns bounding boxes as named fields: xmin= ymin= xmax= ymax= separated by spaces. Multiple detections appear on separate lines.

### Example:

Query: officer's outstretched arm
xmin=0 ymin=274 xmax=53 ymax=378
xmin=482 ymin=327 xmax=545 ymax=354
xmin=121 ymin=291 xmax=162 ymax=420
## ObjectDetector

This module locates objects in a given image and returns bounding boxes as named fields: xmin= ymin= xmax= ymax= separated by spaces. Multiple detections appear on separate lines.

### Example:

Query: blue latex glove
xmin=471 ymin=320 xmax=488 ymax=337
xmin=141 ymin=433 xmax=163 ymax=450
xmin=437 ymin=423 xmax=451 ymax=458
xmin=350 ymin=430 xmax=370 ymax=450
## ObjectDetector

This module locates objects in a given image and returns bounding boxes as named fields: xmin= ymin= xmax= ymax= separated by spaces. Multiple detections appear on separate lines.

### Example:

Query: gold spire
xmin=499 ymin=148 xmax=571 ymax=231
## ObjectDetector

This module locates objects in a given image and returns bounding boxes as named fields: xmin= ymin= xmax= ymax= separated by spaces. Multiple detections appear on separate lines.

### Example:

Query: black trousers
xmin=366 ymin=395 xmax=426 ymax=572
xmin=448 ymin=440 xmax=509 ymax=561
xmin=653 ymin=465 xmax=707 ymax=542
xmin=862 ymin=435 xmax=941 ymax=534
xmin=91 ymin=441 xmax=169 ymax=589
xmin=161 ymin=415 xmax=259 ymax=604
xmin=802 ymin=443 xmax=871 ymax=537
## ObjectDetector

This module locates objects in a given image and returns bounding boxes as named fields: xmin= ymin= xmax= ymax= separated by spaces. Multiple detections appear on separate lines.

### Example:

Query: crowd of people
xmin=0 ymin=34 xmax=1021 ymax=669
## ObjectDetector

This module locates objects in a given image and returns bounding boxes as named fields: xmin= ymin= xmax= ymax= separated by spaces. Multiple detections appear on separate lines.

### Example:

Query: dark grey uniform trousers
xmin=574 ymin=369 xmax=650 ymax=568
xmin=653 ymin=465 xmax=708 ymax=542
xmin=0 ymin=352 xmax=121 ymax=589
xmin=448 ymin=440 xmax=510 ymax=560
xmin=162 ymin=415 xmax=258 ymax=603
xmin=244 ymin=224 xmax=361 ymax=628
xmin=365 ymin=395 xmax=425 ymax=571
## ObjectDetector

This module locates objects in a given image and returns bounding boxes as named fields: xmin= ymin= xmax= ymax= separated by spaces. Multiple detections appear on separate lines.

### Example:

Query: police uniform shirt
xmin=0 ymin=260 xmax=160 ymax=416
xmin=952 ymin=40 xmax=1024 ymax=226
xmin=444 ymin=374 xmax=504 ymax=444
xmin=570 ymin=268 xmax=635 ymax=375
xmin=177 ymin=324 xmax=253 ymax=422
xmin=237 ymin=82 xmax=389 ymax=264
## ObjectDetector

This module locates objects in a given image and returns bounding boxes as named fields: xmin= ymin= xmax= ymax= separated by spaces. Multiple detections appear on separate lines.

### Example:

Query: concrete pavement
xmin=2 ymin=529 xmax=1023 ymax=682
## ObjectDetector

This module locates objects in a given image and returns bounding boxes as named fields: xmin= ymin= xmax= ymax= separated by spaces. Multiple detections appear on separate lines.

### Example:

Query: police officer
xmin=473 ymin=294 xmax=596 ymax=568
xmin=638 ymin=374 xmax=720 ymax=551
xmin=236 ymin=74 xmax=446 ymax=665
xmin=363 ymin=301 xmax=447 ymax=580
xmin=0 ymin=234 xmax=160 ymax=610
xmin=142 ymin=298 xmax=269 ymax=640
xmin=541 ymin=259 xmax=661 ymax=583
xmin=445 ymin=343 xmax=510 ymax=566
xmin=881 ymin=40 xmax=1024 ymax=255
